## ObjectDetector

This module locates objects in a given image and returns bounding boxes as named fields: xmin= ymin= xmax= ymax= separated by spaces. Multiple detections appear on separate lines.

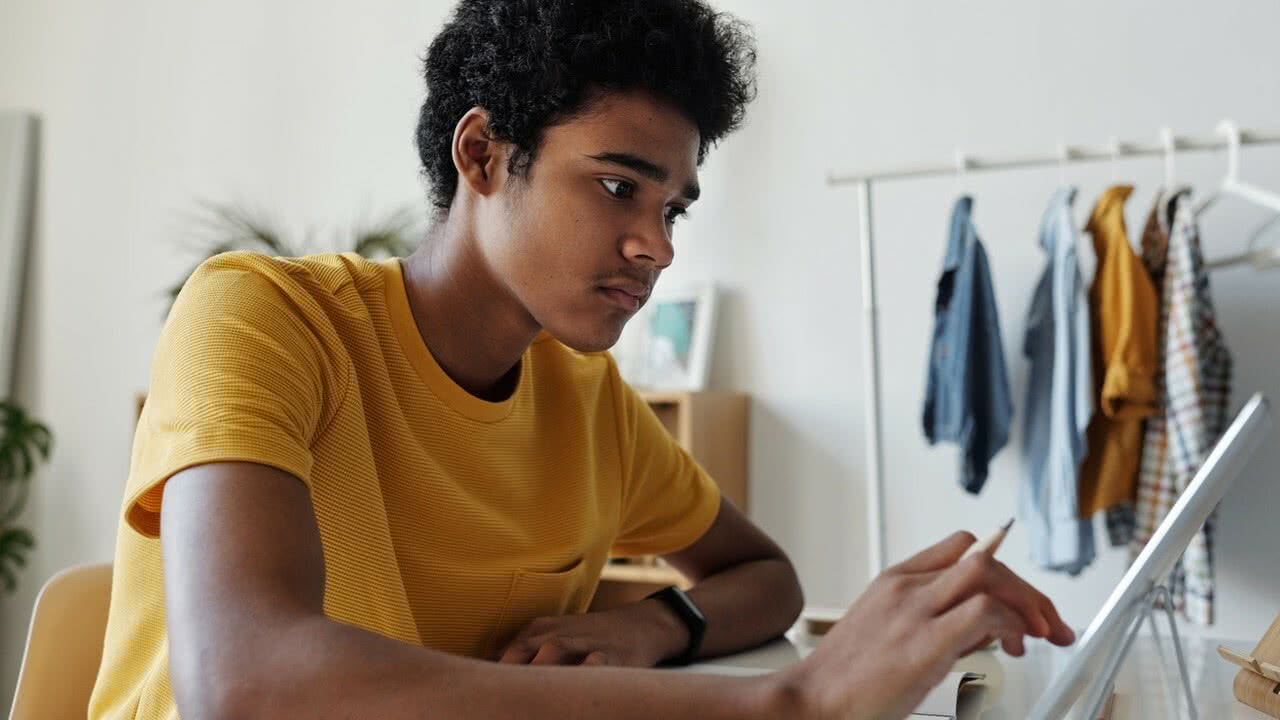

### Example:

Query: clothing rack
xmin=825 ymin=123 xmax=1280 ymax=577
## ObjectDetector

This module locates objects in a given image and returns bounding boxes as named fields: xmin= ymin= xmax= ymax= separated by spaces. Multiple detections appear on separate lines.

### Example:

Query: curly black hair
xmin=416 ymin=0 xmax=757 ymax=212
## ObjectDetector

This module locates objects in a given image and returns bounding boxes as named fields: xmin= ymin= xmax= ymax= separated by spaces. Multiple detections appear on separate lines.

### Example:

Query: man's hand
xmin=773 ymin=531 xmax=1076 ymax=720
xmin=496 ymin=598 xmax=689 ymax=667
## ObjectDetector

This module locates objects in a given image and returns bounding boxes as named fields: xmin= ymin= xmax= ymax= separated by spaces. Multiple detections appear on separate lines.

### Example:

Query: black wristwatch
xmin=646 ymin=585 xmax=707 ymax=666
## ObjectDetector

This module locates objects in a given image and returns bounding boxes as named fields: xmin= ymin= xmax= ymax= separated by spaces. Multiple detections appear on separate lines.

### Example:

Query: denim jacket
xmin=1019 ymin=187 xmax=1095 ymax=575
xmin=922 ymin=196 xmax=1014 ymax=494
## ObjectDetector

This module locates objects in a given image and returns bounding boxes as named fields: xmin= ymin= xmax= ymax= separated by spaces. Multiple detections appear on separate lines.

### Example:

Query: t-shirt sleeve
xmin=608 ymin=362 xmax=721 ymax=558
xmin=124 ymin=254 xmax=346 ymax=538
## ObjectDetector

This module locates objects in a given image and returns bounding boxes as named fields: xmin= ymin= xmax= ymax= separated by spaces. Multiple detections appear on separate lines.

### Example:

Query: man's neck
xmin=400 ymin=219 xmax=540 ymax=402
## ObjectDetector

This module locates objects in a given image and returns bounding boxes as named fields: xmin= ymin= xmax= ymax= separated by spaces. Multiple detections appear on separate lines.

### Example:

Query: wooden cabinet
xmin=590 ymin=391 xmax=750 ymax=610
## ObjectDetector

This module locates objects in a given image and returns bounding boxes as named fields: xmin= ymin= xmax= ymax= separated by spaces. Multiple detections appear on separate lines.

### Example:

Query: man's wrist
xmin=637 ymin=595 xmax=691 ymax=664
xmin=755 ymin=664 xmax=815 ymax=720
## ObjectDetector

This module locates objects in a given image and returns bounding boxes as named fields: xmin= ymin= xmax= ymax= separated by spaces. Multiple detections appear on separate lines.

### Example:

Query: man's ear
xmin=451 ymin=107 xmax=509 ymax=199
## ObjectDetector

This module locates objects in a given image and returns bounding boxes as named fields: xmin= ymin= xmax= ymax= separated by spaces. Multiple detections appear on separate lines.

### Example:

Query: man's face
xmin=480 ymin=90 xmax=701 ymax=353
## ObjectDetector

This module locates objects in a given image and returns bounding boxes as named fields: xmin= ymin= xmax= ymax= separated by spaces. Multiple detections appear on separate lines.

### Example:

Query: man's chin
xmin=542 ymin=319 xmax=626 ymax=354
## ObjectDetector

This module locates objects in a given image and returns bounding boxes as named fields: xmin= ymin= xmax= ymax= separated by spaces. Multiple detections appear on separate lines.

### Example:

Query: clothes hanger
xmin=1051 ymin=142 xmax=1097 ymax=273
xmin=1052 ymin=142 xmax=1093 ymax=238
xmin=1108 ymin=136 xmax=1124 ymax=185
xmin=1195 ymin=119 xmax=1280 ymax=217
xmin=1148 ymin=128 xmax=1178 ymax=235
xmin=1054 ymin=141 xmax=1083 ymax=222
xmin=1161 ymin=126 xmax=1178 ymax=189
xmin=1195 ymin=120 xmax=1280 ymax=270
xmin=1205 ymin=213 xmax=1280 ymax=271
xmin=1248 ymin=214 xmax=1280 ymax=269
xmin=953 ymin=148 xmax=970 ymax=198
xmin=1056 ymin=141 xmax=1071 ymax=189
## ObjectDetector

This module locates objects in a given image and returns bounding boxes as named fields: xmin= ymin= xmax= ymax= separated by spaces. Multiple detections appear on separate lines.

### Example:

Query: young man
xmin=90 ymin=1 xmax=1074 ymax=718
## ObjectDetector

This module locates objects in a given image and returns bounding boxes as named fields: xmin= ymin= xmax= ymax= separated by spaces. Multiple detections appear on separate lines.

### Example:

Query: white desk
xmin=681 ymin=628 xmax=1270 ymax=718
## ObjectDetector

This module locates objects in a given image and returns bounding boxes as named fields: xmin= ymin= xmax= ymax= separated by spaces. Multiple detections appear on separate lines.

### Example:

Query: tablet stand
xmin=1079 ymin=584 xmax=1199 ymax=720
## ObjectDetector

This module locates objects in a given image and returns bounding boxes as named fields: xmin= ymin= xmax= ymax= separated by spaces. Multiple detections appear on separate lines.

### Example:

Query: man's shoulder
xmin=173 ymin=251 xmax=385 ymax=369
xmin=191 ymin=250 xmax=383 ymax=298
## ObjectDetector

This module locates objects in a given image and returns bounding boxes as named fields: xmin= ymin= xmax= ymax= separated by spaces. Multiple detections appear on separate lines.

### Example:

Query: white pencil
xmin=962 ymin=517 xmax=1014 ymax=560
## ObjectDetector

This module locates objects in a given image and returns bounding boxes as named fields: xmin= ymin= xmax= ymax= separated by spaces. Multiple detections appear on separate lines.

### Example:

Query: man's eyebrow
xmin=586 ymin=152 xmax=700 ymax=202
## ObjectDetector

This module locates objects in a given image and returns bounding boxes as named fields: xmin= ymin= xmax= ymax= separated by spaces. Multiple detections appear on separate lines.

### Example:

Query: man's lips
xmin=598 ymin=286 xmax=646 ymax=312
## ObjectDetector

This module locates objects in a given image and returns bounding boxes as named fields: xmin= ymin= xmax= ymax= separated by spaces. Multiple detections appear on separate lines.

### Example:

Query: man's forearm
xmin=677 ymin=556 xmax=805 ymax=660
xmin=203 ymin=614 xmax=797 ymax=720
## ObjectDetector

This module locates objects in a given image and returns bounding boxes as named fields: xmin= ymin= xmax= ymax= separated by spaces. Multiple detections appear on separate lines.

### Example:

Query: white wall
xmin=1 ymin=0 xmax=1278 ymax=706
xmin=662 ymin=0 xmax=1280 ymax=642
xmin=0 ymin=0 xmax=450 ymax=702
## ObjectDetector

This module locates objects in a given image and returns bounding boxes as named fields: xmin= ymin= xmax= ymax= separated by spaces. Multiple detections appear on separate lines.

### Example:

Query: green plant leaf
xmin=30 ymin=424 xmax=51 ymax=459
xmin=0 ymin=528 xmax=34 ymax=593
xmin=192 ymin=201 xmax=297 ymax=256
xmin=14 ymin=441 xmax=31 ymax=480
xmin=0 ymin=401 xmax=51 ymax=531
xmin=352 ymin=207 xmax=419 ymax=258
xmin=0 ymin=529 xmax=35 ymax=561
xmin=0 ymin=479 xmax=31 ymax=525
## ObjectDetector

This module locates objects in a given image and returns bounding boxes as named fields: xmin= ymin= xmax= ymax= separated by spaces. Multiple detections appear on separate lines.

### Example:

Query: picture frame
xmin=624 ymin=283 xmax=717 ymax=392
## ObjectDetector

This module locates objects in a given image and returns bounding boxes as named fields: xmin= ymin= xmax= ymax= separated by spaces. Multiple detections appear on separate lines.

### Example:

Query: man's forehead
xmin=550 ymin=91 xmax=700 ymax=172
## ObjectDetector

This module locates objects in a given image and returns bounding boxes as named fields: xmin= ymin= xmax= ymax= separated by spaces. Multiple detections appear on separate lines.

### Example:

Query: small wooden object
xmin=1219 ymin=612 xmax=1280 ymax=717
xmin=800 ymin=606 xmax=844 ymax=637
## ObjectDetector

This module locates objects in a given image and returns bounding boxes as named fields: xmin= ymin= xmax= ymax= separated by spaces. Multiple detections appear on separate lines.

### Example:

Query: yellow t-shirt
xmin=89 ymin=251 xmax=721 ymax=719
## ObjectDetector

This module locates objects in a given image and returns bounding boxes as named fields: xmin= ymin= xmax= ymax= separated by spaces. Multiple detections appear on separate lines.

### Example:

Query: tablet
xmin=1029 ymin=393 xmax=1274 ymax=719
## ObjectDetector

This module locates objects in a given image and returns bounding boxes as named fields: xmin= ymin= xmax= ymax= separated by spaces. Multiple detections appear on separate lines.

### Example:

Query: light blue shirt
xmin=1020 ymin=187 xmax=1095 ymax=575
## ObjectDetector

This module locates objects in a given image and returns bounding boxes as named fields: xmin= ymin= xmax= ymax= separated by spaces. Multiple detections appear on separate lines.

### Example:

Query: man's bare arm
xmin=495 ymin=497 xmax=804 ymax=667
xmin=661 ymin=497 xmax=805 ymax=660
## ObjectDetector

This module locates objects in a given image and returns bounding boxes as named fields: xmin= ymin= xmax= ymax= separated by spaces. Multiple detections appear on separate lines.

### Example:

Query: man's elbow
xmin=170 ymin=638 xmax=286 ymax=720
xmin=778 ymin=556 xmax=805 ymax=627
xmin=172 ymin=660 xmax=260 ymax=720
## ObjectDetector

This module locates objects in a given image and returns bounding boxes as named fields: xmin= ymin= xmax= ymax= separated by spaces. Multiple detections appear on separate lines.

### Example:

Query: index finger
xmin=930 ymin=553 xmax=1074 ymax=645
xmin=888 ymin=531 xmax=977 ymax=575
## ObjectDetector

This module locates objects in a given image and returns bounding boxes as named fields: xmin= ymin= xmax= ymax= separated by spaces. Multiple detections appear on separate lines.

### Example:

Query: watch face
xmin=672 ymin=588 xmax=706 ymax=623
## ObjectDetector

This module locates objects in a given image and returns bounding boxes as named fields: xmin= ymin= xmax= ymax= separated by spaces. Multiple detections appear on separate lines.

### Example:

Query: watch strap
xmin=646 ymin=585 xmax=707 ymax=666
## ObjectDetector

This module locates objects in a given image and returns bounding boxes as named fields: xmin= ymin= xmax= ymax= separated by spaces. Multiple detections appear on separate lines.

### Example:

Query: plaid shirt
xmin=1131 ymin=189 xmax=1233 ymax=625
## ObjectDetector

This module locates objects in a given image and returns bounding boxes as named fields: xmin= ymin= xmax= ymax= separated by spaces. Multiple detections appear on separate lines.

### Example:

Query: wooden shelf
xmin=636 ymin=390 xmax=749 ymax=512
xmin=599 ymin=563 xmax=687 ymax=587
xmin=592 ymin=562 xmax=691 ymax=610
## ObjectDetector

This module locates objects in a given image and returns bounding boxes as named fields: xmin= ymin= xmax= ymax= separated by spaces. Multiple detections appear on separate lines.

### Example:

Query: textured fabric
xmin=923 ymin=196 xmax=1014 ymax=494
xmin=1134 ymin=189 xmax=1233 ymax=625
xmin=89 ymin=251 xmax=721 ymax=719
xmin=1106 ymin=188 xmax=1172 ymax=544
xmin=1020 ymin=187 xmax=1095 ymax=574
xmin=1078 ymin=185 xmax=1161 ymax=539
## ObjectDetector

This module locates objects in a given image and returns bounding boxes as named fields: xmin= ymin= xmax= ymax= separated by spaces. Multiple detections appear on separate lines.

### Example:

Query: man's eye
xmin=665 ymin=206 xmax=689 ymax=225
xmin=600 ymin=178 xmax=635 ymax=199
